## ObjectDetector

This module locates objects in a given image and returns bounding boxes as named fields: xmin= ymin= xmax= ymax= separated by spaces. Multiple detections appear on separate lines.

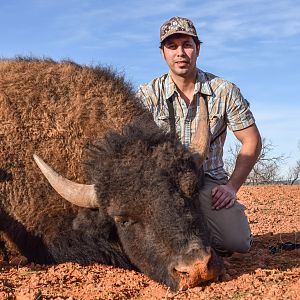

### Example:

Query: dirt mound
xmin=1 ymin=185 xmax=299 ymax=299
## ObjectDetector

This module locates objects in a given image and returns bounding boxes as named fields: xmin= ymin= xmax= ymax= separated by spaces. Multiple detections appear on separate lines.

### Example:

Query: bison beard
xmin=0 ymin=58 xmax=223 ymax=290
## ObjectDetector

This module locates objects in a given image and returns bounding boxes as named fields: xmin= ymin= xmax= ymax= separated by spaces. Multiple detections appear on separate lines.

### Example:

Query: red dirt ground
xmin=1 ymin=185 xmax=299 ymax=299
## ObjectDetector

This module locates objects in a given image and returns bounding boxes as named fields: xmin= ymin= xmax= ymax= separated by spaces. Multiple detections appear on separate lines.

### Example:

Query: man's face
xmin=161 ymin=34 xmax=200 ymax=79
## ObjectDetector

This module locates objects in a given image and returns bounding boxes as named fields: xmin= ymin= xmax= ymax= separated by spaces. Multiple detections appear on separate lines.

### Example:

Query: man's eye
xmin=166 ymin=44 xmax=176 ymax=50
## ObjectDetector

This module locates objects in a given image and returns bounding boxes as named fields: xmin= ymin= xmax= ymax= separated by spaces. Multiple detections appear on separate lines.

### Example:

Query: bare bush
xmin=224 ymin=138 xmax=286 ymax=184
xmin=286 ymin=141 xmax=300 ymax=185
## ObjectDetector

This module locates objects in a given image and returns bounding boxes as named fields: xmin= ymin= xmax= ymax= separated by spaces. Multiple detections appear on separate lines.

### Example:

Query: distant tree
xmin=287 ymin=141 xmax=300 ymax=185
xmin=287 ymin=160 xmax=300 ymax=185
xmin=224 ymin=138 xmax=286 ymax=184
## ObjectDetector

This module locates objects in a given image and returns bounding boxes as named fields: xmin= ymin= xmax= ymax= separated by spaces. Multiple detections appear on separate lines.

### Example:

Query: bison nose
xmin=173 ymin=247 xmax=223 ymax=290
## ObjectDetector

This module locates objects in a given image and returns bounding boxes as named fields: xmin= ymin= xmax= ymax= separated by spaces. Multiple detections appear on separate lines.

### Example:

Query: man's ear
xmin=196 ymin=44 xmax=200 ymax=57
xmin=160 ymin=47 xmax=166 ymax=60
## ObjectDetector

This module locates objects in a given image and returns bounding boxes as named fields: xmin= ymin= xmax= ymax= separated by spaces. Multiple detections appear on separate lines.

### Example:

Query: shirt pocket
xmin=209 ymin=113 xmax=225 ymax=137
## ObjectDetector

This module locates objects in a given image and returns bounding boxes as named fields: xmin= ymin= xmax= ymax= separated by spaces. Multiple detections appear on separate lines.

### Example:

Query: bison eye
xmin=113 ymin=216 xmax=136 ymax=228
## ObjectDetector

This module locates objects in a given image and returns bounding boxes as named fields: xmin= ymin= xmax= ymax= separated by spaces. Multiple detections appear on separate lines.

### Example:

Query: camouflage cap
xmin=160 ymin=16 xmax=199 ymax=44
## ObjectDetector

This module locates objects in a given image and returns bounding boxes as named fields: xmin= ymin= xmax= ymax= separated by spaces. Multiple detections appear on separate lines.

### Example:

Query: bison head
xmin=34 ymin=125 xmax=223 ymax=291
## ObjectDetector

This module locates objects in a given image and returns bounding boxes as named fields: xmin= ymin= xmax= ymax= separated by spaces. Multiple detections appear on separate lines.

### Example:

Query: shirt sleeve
xmin=136 ymin=84 xmax=155 ymax=114
xmin=226 ymin=84 xmax=256 ymax=131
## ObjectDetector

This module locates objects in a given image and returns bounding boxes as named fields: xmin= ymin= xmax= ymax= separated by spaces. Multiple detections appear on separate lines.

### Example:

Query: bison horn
xmin=189 ymin=95 xmax=210 ymax=165
xmin=33 ymin=154 xmax=99 ymax=208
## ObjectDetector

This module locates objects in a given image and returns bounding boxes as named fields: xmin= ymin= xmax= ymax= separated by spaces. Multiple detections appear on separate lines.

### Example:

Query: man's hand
xmin=211 ymin=184 xmax=237 ymax=210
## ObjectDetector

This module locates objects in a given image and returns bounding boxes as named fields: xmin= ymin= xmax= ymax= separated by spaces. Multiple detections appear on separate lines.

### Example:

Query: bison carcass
xmin=0 ymin=58 xmax=223 ymax=291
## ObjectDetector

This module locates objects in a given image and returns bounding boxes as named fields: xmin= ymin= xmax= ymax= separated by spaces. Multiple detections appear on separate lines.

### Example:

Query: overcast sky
xmin=1 ymin=0 xmax=299 ymax=176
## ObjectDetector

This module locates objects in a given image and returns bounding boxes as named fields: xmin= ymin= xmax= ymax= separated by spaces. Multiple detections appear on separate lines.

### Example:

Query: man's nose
xmin=176 ymin=46 xmax=185 ymax=56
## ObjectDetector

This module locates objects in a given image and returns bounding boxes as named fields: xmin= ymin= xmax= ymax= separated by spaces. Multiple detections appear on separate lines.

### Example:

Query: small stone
xmin=9 ymin=255 xmax=28 ymax=266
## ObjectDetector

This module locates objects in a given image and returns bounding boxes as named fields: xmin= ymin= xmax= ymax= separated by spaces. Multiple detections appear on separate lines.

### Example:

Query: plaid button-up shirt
xmin=137 ymin=68 xmax=255 ymax=179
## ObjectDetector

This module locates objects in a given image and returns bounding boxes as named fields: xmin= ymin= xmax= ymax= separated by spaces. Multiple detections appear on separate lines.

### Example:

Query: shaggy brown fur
xmin=0 ymin=58 xmax=153 ymax=253
xmin=0 ymin=58 xmax=222 ymax=290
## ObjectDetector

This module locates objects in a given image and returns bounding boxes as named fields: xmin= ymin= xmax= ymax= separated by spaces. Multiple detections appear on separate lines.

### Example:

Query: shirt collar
xmin=165 ymin=69 xmax=213 ymax=100
xmin=196 ymin=69 xmax=213 ymax=96
xmin=165 ymin=73 xmax=178 ymax=100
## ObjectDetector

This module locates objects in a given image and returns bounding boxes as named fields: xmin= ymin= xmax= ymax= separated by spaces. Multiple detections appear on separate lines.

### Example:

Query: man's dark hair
xmin=159 ymin=34 xmax=202 ymax=49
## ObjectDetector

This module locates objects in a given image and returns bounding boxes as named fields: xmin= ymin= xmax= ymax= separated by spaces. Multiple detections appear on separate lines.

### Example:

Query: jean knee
xmin=225 ymin=234 xmax=253 ymax=253
xmin=213 ymin=233 xmax=253 ymax=254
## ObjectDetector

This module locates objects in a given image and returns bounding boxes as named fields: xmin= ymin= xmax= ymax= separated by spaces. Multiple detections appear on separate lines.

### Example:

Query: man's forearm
xmin=211 ymin=124 xmax=261 ymax=210
xmin=228 ymin=139 xmax=262 ymax=192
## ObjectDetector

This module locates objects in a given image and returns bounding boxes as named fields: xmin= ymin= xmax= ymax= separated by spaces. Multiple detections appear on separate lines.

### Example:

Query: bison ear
xmin=178 ymin=170 xmax=198 ymax=198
